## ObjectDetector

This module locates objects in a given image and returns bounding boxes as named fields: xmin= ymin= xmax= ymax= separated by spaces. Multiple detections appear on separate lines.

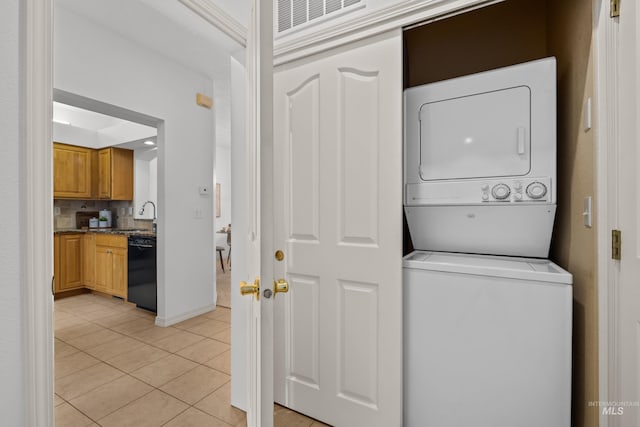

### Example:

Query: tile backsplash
xmin=54 ymin=199 xmax=152 ymax=230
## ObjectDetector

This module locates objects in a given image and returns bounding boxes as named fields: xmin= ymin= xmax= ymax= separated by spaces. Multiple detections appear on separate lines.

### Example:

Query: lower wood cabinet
xmin=54 ymin=233 xmax=84 ymax=293
xmin=55 ymin=232 xmax=127 ymax=299
xmin=82 ymin=233 xmax=96 ymax=289
xmin=94 ymin=234 xmax=128 ymax=298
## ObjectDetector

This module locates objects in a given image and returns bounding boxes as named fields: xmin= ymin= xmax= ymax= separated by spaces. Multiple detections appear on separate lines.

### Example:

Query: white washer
xmin=403 ymin=251 xmax=572 ymax=427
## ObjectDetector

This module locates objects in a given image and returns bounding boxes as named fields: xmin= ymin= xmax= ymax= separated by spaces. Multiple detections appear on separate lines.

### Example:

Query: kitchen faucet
xmin=139 ymin=201 xmax=157 ymax=233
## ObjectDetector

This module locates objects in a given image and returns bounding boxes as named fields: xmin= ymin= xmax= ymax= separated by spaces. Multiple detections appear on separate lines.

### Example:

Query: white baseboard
xmin=155 ymin=304 xmax=216 ymax=327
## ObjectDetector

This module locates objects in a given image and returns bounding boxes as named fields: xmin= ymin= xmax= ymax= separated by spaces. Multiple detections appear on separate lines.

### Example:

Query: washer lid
xmin=403 ymin=251 xmax=572 ymax=284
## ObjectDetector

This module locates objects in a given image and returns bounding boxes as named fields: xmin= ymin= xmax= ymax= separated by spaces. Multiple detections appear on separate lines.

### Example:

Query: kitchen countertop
xmin=54 ymin=229 xmax=156 ymax=237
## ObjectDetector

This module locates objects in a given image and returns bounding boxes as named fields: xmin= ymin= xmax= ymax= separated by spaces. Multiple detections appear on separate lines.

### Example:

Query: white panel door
xmin=273 ymin=30 xmax=403 ymax=427
xmin=614 ymin=0 xmax=640 ymax=424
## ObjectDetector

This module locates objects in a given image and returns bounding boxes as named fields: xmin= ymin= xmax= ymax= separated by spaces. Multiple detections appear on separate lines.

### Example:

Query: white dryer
xmin=404 ymin=58 xmax=557 ymax=257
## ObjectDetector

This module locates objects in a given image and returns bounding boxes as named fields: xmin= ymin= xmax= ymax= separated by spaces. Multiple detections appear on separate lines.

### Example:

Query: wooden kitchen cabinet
xmin=94 ymin=245 xmax=112 ymax=294
xmin=110 ymin=247 xmax=128 ymax=297
xmin=94 ymin=234 xmax=128 ymax=298
xmin=55 ymin=232 xmax=128 ymax=298
xmin=53 ymin=143 xmax=93 ymax=199
xmin=55 ymin=233 xmax=84 ymax=293
xmin=98 ymin=147 xmax=134 ymax=200
xmin=82 ymin=233 xmax=96 ymax=289
xmin=54 ymin=234 xmax=60 ymax=292
xmin=53 ymin=142 xmax=133 ymax=200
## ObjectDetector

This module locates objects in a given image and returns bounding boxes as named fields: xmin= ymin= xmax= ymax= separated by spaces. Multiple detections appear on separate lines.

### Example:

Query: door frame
xmin=594 ymin=0 xmax=622 ymax=426
xmin=22 ymin=0 xmax=54 ymax=424
xmin=20 ymin=0 xmax=254 ymax=424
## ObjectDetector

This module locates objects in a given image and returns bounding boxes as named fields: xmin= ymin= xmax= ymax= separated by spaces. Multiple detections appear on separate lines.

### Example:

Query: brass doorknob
xmin=240 ymin=277 xmax=260 ymax=300
xmin=274 ymin=279 xmax=289 ymax=297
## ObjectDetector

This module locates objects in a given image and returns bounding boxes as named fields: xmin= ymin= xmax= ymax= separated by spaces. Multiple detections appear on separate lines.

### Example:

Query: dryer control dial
xmin=526 ymin=182 xmax=548 ymax=199
xmin=491 ymin=184 xmax=511 ymax=200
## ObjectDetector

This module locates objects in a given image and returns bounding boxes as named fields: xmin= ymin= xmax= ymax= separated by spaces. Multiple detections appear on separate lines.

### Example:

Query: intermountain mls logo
xmin=589 ymin=400 xmax=639 ymax=416
xmin=602 ymin=406 xmax=624 ymax=416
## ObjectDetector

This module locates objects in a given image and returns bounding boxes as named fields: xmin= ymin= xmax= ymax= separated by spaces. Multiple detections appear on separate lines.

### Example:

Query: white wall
xmin=134 ymin=152 xmax=158 ymax=220
xmin=54 ymin=5 xmax=218 ymax=324
xmin=215 ymin=146 xmax=232 ymax=252
xmin=0 ymin=0 xmax=25 ymax=424
xmin=214 ymin=76 xmax=232 ymax=255
xmin=150 ymin=157 xmax=158 ymax=213
xmin=213 ymin=73 xmax=231 ymax=257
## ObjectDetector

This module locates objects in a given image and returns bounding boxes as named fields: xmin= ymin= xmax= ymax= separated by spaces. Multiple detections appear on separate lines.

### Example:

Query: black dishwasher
xmin=127 ymin=236 xmax=157 ymax=312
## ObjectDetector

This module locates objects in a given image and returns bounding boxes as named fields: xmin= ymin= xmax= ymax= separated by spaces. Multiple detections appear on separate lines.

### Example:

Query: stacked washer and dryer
xmin=403 ymin=58 xmax=572 ymax=427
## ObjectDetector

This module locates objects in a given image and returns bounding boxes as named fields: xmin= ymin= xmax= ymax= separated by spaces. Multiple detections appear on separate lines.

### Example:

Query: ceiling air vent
xmin=277 ymin=0 xmax=364 ymax=34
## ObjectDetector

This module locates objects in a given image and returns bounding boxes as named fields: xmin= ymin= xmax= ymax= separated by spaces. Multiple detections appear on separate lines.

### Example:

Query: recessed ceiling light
xmin=143 ymin=140 xmax=155 ymax=146
xmin=53 ymin=119 xmax=71 ymax=125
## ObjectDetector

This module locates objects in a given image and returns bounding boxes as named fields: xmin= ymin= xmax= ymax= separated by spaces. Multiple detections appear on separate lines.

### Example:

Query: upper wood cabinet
xmin=98 ymin=147 xmax=134 ymax=200
xmin=53 ymin=143 xmax=93 ymax=199
xmin=53 ymin=143 xmax=133 ymax=200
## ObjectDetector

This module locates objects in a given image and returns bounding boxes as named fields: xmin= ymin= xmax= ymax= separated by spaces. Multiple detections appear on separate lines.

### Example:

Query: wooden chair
xmin=216 ymin=246 xmax=225 ymax=273
xmin=226 ymin=228 xmax=231 ymax=267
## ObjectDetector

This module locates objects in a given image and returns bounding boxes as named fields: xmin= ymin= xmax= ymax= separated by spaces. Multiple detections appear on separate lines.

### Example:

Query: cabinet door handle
xmin=51 ymin=276 xmax=55 ymax=295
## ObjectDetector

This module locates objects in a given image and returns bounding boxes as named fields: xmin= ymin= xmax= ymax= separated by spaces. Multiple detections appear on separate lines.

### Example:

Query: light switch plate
xmin=584 ymin=97 xmax=592 ymax=131
xmin=583 ymin=196 xmax=592 ymax=228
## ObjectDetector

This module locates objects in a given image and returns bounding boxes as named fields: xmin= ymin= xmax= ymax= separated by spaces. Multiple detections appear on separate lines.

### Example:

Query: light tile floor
xmin=55 ymin=292 xmax=329 ymax=427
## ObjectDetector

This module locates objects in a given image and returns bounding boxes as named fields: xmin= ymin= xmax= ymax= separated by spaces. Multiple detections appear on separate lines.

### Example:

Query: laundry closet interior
xmin=401 ymin=0 xmax=596 ymax=425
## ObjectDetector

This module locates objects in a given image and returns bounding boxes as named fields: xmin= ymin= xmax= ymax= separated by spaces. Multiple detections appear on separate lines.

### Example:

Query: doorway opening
xmin=51 ymin=0 xmax=243 ymax=423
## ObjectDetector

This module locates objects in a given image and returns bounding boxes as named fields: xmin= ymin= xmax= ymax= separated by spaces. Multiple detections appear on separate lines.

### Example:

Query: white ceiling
xmin=53 ymin=0 xmax=250 ymax=147
xmin=53 ymin=102 xmax=158 ymax=149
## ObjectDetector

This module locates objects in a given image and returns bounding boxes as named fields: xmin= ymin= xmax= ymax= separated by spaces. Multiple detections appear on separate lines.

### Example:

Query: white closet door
xmin=273 ymin=30 xmax=403 ymax=427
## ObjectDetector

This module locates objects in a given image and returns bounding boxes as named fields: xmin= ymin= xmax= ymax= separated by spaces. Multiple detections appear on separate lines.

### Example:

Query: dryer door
xmin=419 ymin=86 xmax=531 ymax=181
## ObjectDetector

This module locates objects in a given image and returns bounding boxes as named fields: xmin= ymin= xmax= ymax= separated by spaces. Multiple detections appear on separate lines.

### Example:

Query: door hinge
xmin=611 ymin=0 xmax=620 ymax=18
xmin=612 ymin=229 xmax=622 ymax=260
